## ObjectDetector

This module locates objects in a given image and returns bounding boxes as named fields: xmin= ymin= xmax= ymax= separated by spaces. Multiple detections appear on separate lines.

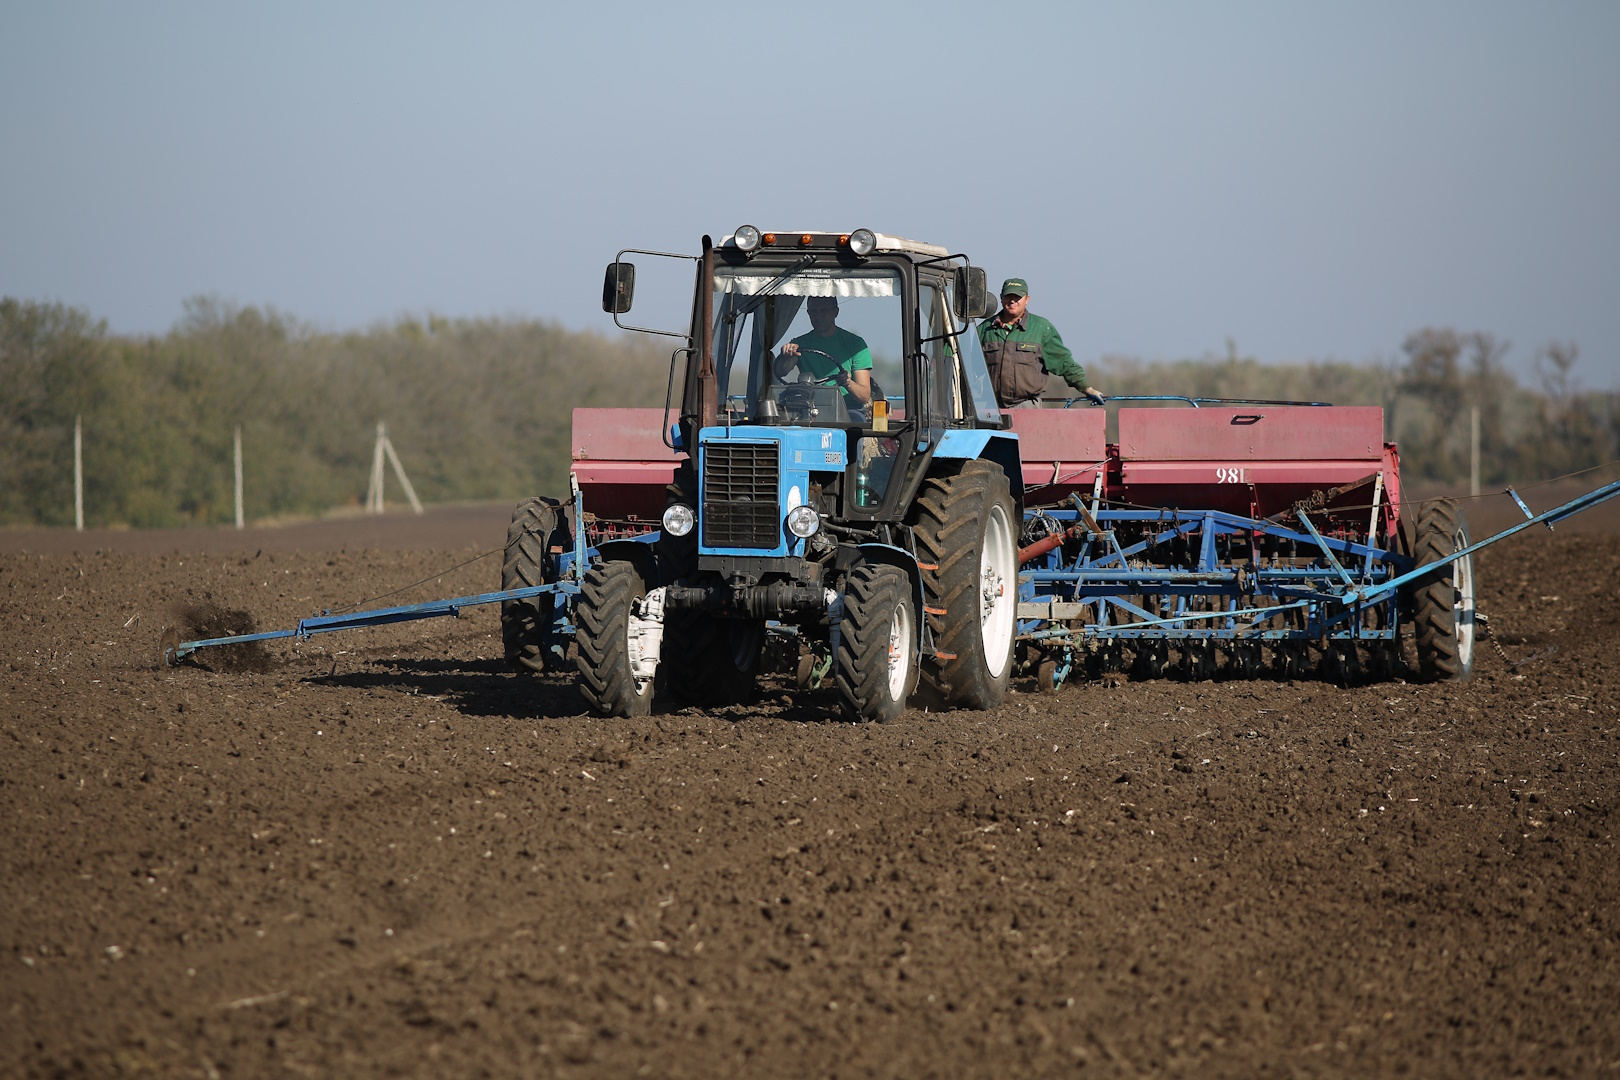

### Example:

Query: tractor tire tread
xmin=1411 ymin=498 xmax=1472 ymax=682
xmin=575 ymin=561 xmax=653 ymax=717
xmin=909 ymin=462 xmax=1016 ymax=709
xmin=835 ymin=563 xmax=913 ymax=723
xmin=501 ymin=497 xmax=566 ymax=673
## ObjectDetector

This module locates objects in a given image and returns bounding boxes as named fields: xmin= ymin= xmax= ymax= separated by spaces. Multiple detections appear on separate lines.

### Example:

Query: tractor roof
xmin=719 ymin=229 xmax=949 ymax=259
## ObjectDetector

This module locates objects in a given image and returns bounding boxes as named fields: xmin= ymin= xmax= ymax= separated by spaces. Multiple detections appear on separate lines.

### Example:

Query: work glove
xmin=1083 ymin=388 xmax=1106 ymax=405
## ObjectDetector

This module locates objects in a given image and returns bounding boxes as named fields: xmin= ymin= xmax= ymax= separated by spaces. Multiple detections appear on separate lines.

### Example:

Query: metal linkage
xmin=165 ymin=582 xmax=583 ymax=665
xmin=1343 ymin=476 xmax=1620 ymax=609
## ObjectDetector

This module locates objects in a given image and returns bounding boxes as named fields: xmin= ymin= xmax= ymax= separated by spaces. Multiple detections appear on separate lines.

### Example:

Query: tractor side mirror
xmin=602 ymin=262 xmax=636 ymax=314
xmin=953 ymin=266 xmax=993 ymax=319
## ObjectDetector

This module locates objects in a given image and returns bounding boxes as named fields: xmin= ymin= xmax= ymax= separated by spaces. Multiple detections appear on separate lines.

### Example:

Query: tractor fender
xmin=931 ymin=429 xmax=1024 ymax=518
xmin=594 ymin=535 xmax=661 ymax=588
xmin=855 ymin=542 xmax=926 ymax=655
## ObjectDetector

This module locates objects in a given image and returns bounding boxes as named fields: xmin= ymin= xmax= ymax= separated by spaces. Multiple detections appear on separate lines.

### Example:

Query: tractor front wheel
xmin=575 ymin=561 xmax=656 ymax=717
xmin=836 ymin=563 xmax=917 ymax=722
xmin=1411 ymin=498 xmax=1475 ymax=681
xmin=910 ymin=460 xmax=1018 ymax=709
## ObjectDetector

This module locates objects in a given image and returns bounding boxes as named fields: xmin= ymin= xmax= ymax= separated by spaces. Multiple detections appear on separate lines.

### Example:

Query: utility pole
xmin=1470 ymin=406 xmax=1480 ymax=497
xmin=367 ymin=422 xmax=387 ymax=513
xmin=382 ymin=431 xmax=424 ymax=514
xmin=74 ymin=416 xmax=83 ymax=532
xmin=365 ymin=422 xmax=423 ymax=515
xmin=234 ymin=424 xmax=244 ymax=529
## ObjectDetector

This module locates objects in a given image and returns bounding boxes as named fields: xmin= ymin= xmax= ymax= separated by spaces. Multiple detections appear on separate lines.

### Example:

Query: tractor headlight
xmin=734 ymin=225 xmax=762 ymax=253
xmin=786 ymin=504 xmax=821 ymax=539
xmin=662 ymin=503 xmax=695 ymax=537
xmin=848 ymin=228 xmax=876 ymax=256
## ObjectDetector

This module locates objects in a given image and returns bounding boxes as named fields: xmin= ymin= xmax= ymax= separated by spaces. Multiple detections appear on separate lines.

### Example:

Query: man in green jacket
xmin=978 ymin=278 xmax=1105 ymax=409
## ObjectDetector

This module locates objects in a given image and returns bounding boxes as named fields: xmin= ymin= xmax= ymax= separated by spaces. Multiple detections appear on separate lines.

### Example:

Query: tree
xmin=1399 ymin=328 xmax=1466 ymax=480
xmin=1533 ymin=341 xmax=1600 ymax=477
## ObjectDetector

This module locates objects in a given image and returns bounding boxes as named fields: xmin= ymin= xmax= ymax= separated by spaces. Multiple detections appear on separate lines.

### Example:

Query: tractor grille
xmin=702 ymin=443 xmax=780 ymax=549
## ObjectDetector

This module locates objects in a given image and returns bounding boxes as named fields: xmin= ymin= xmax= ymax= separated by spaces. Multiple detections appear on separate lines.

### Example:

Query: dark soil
xmin=2 ymin=502 xmax=1618 ymax=1078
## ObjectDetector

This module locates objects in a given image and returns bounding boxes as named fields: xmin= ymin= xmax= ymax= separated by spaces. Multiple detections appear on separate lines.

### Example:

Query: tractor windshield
xmin=712 ymin=265 xmax=905 ymax=426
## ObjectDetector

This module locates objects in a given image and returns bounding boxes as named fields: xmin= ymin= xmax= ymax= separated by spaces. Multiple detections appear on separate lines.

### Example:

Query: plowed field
xmin=3 ymin=496 xmax=1618 ymax=1078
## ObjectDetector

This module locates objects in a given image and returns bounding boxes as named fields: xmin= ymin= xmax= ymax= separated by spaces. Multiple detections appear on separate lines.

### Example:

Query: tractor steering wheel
xmin=792 ymin=347 xmax=844 ymax=385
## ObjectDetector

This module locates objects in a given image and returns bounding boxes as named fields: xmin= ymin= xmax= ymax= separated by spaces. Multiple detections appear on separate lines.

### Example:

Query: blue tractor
xmin=586 ymin=227 xmax=1020 ymax=720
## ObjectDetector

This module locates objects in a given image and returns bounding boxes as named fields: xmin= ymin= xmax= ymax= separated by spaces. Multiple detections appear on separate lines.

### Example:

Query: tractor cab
xmin=705 ymin=229 xmax=1003 ymax=439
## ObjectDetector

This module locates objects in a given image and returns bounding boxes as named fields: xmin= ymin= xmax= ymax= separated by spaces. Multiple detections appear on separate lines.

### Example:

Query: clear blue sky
xmin=4 ymin=2 xmax=1617 ymax=387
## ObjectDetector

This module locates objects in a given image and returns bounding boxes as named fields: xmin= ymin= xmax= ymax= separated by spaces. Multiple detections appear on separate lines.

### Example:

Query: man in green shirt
xmin=978 ymin=277 xmax=1105 ymax=409
xmin=774 ymin=297 xmax=873 ymax=409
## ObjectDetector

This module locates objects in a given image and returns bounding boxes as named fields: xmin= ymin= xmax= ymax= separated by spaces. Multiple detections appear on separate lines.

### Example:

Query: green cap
xmin=1000 ymin=277 xmax=1028 ymax=298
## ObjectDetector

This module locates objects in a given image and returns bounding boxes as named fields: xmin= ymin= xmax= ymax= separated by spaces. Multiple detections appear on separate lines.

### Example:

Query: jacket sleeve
xmin=1037 ymin=318 xmax=1088 ymax=389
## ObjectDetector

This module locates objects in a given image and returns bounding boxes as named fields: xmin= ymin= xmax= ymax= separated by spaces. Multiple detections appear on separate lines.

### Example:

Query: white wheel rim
xmin=980 ymin=502 xmax=1016 ymax=679
xmin=886 ymin=600 xmax=912 ymax=702
xmin=1453 ymin=534 xmax=1475 ymax=667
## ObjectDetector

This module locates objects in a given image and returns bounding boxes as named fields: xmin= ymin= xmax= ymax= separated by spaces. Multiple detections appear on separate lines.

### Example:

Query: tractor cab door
xmin=939 ymin=273 xmax=1004 ymax=427
xmin=915 ymin=275 xmax=960 ymax=437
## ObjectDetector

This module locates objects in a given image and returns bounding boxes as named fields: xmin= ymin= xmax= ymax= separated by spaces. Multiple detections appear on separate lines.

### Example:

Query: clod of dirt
xmin=168 ymin=603 xmax=274 ymax=673
xmin=590 ymin=741 xmax=632 ymax=767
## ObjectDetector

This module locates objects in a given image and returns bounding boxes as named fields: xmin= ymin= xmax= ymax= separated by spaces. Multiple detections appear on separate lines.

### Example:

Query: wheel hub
xmin=980 ymin=567 xmax=1003 ymax=623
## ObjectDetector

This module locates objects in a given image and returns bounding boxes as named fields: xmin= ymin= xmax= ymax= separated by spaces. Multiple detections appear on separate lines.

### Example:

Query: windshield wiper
xmin=718 ymin=254 xmax=819 ymax=431
xmin=721 ymin=254 xmax=816 ymax=325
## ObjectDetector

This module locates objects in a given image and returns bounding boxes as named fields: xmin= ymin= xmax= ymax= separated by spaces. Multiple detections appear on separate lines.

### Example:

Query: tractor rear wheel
xmin=664 ymin=610 xmax=763 ymax=706
xmin=835 ymin=563 xmax=917 ymax=722
xmin=1411 ymin=498 xmax=1475 ymax=681
xmin=910 ymin=461 xmax=1018 ymax=709
xmin=575 ymin=561 xmax=656 ymax=717
xmin=501 ymin=497 xmax=569 ymax=673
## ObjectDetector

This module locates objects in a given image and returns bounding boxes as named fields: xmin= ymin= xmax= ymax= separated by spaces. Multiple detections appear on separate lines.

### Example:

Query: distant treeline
xmin=0 ymin=297 xmax=669 ymax=528
xmin=2 ymin=297 xmax=1616 ymax=527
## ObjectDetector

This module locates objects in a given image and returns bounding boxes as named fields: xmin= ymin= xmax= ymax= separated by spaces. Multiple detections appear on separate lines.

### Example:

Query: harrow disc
xmin=1036 ymin=658 xmax=1061 ymax=693
xmin=159 ymin=627 xmax=182 ymax=668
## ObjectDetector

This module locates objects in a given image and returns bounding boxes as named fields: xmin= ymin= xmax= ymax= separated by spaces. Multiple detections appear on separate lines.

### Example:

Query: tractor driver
xmin=979 ymin=278 xmax=1105 ymax=409
xmin=773 ymin=296 xmax=873 ymax=410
